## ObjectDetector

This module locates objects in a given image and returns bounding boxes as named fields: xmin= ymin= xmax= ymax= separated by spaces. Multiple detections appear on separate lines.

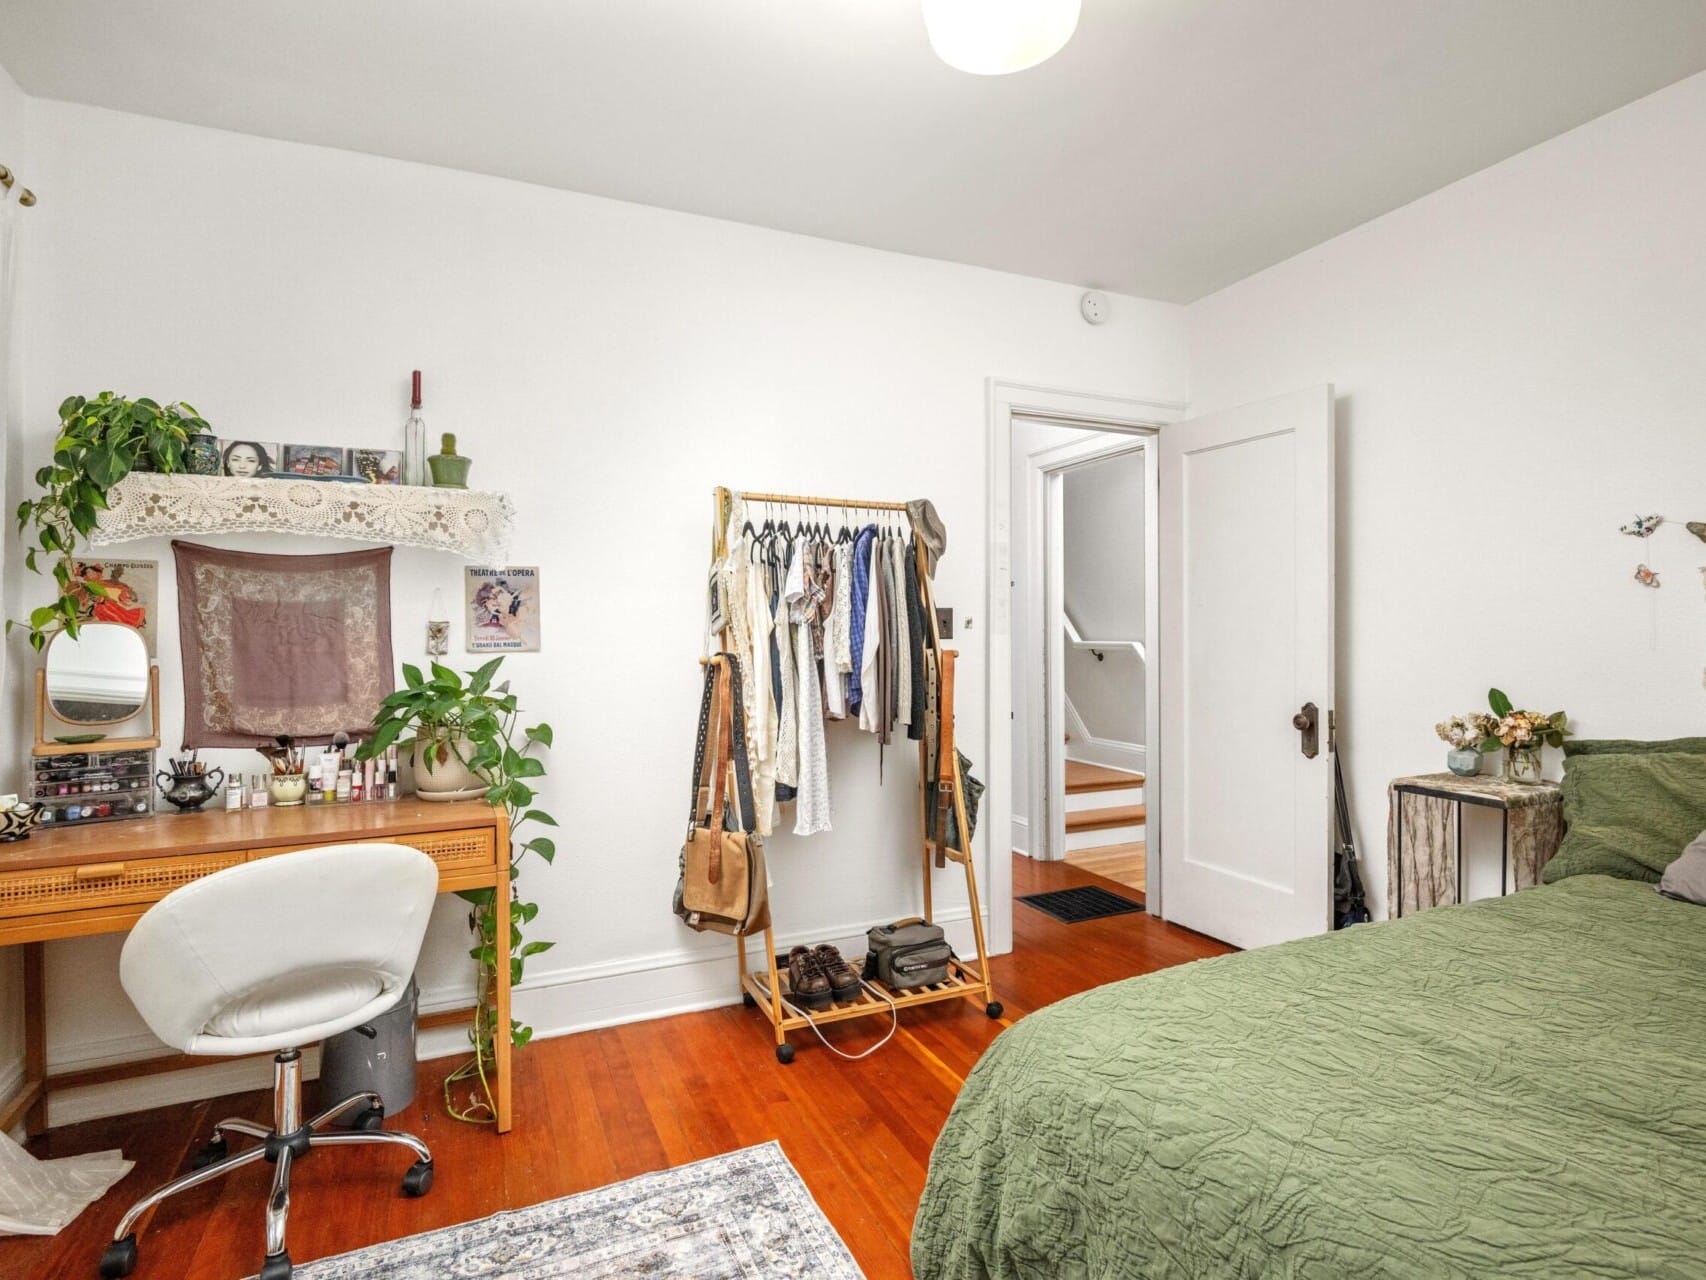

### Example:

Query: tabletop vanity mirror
xmin=34 ymin=622 xmax=160 ymax=754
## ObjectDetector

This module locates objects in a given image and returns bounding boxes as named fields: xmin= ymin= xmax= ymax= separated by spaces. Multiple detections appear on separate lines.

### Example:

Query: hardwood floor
xmin=1064 ymin=840 xmax=1146 ymax=893
xmin=5 ymin=857 xmax=1230 ymax=1280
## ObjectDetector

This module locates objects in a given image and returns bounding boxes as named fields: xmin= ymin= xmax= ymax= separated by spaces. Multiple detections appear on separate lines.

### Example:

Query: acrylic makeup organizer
xmin=706 ymin=487 xmax=1001 ymax=1063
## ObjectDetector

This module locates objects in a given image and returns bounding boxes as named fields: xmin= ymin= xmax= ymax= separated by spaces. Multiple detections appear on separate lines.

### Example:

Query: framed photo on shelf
xmin=280 ymin=444 xmax=350 ymax=478
xmin=349 ymin=447 xmax=403 ymax=485
xmin=217 ymin=440 xmax=281 ymax=478
xmin=466 ymin=566 xmax=541 ymax=653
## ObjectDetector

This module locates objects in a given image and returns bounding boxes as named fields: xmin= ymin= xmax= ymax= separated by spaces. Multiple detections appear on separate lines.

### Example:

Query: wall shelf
xmin=90 ymin=473 xmax=514 ymax=560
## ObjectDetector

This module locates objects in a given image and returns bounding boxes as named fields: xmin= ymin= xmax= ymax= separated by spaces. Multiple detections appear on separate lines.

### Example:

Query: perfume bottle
xmin=402 ymin=369 xmax=428 ymax=486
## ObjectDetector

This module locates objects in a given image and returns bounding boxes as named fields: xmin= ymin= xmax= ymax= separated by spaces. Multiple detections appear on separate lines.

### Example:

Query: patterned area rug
xmin=290 ymin=1142 xmax=862 ymax=1279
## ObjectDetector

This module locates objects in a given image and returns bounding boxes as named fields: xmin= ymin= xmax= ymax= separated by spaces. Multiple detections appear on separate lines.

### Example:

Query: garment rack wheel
xmin=775 ymin=1042 xmax=795 ymax=1065
xmin=985 ymin=1001 xmax=1004 ymax=1019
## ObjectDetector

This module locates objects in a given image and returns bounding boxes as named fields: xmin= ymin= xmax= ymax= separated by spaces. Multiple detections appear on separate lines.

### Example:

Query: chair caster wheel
xmin=402 ymin=1159 xmax=434 ymax=1197
xmin=98 ymin=1235 xmax=138 ymax=1278
xmin=742 ymin=991 xmax=757 ymax=1008
xmin=190 ymin=1136 xmax=229 ymax=1168
xmin=258 ymin=1249 xmax=293 ymax=1280
xmin=775 ymin=1043 xmax=795 ymax=1065
xmin=985 ymin=1002 xmax=1004 ymax=1019
xmin=351 ymin=1105 xmax=385 ymax=1132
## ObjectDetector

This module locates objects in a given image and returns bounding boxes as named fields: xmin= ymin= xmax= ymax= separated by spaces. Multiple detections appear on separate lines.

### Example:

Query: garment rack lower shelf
xmin=742 ymin=958 xmax=995 ymax=1033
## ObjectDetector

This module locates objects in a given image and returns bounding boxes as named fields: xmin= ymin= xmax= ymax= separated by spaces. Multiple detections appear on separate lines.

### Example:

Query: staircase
xmin=1064 ymin=761 xmax=1146 ymax=851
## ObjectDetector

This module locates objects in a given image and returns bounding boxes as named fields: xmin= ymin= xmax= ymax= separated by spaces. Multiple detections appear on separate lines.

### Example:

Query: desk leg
xmin=493 ymin=866 xmax=513 ymax=1135
xmin=24 ymin=942 xmax=46 ymax=1136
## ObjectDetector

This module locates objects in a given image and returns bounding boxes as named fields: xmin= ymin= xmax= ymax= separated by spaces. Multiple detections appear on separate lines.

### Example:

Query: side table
xmin=1386 ymin=773 xmax=1564 ymax=918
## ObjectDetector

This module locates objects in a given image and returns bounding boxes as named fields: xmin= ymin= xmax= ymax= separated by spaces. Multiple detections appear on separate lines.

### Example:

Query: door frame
xmin=985 ymin=380 xmax=1185 ymax=954
xmin=1024 ymin=432 xmax=1151 ymax=864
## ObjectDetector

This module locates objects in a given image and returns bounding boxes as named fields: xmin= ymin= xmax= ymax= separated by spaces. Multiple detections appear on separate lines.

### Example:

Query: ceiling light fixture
xmin=922 ymin=0 xmax=1082 ymax=76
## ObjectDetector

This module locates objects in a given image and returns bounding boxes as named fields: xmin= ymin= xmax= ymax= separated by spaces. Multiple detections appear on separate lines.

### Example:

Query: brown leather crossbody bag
xmin=674 ymin=654 xmax=769 ymax=937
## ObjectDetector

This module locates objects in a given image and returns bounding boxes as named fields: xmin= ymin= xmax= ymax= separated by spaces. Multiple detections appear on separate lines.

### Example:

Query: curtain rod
xmin=730 ymin=489 xmax=910 ymax=512
xmin=0 ymin=164 xmax=36 ymax=207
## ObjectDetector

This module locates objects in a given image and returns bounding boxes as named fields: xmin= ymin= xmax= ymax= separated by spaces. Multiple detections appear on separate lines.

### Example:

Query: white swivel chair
xmin=98 ymin=843 xmax=441 ymax=1280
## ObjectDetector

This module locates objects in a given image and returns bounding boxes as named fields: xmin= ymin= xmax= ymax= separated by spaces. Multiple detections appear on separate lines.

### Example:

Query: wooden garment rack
xmin=709 ymin=488 xmax=1001 ymax=1063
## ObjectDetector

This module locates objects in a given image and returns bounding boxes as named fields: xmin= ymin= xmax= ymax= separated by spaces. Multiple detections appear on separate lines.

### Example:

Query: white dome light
xmin=922 ymin=0 xmax=1082 ymax=76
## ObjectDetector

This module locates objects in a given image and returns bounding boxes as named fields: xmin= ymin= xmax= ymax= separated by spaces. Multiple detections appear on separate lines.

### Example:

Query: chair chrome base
xmin=98 ymin=1048 xmax=433 ymax=1279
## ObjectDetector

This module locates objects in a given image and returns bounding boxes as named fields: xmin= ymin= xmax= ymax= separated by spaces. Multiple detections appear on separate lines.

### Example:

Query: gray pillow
xmin=1658 ymin=830 xmax=1706 ymax=904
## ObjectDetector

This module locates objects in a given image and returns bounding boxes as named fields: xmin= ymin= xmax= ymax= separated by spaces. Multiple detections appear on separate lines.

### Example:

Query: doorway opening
xmin=1011 ymin=428 xmax=1151 ymax=901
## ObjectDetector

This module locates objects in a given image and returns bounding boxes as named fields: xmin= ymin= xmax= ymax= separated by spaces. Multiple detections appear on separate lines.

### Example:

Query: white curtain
xmin=0 ymin=189 xmax=135 ymax=1236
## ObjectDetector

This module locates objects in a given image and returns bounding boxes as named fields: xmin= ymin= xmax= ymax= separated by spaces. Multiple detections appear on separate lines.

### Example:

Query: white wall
xmin=1062 ymin=451 xmax=1145 ymax=745
xmin=0 ymin=59 xmax=30 ymax=1116
xmin=1187 ymin=69 xmax=1706 ymax=918
xmin=4 ymin=99 xmax=1188 ymax=1121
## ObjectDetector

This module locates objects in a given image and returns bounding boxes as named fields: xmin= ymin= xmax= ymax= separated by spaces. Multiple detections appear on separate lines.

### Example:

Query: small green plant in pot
xmin=10 ymin=393 xmax=210 ymax=650
xmin=357 ymin=658 xmax=556 ymax=1123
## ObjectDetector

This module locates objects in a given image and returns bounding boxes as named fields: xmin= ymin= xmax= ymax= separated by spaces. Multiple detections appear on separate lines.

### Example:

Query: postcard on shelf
xmin=466 ymin=566 xmax=541 ymax=653
xmin=71 ymin=559 xmax=159 ymax=655
xmin=349 ymin=447 xmax=403 ymax=485
xmin=217 ymin=439 xmax=283 ymax=478
xmin=280 ymin=443 xmax=350 ymax=478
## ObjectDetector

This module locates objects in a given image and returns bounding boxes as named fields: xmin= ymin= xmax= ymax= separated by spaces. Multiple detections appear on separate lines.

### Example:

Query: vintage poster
xmin=465 ymin=566 xmax=541 ymax=653
xmin=70 ymin=559 xmax=159 ymax=655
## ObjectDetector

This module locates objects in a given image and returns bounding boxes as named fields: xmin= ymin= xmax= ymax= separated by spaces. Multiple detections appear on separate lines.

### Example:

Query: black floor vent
xmin=1018 ymin=885 xmax=1146 ymax=924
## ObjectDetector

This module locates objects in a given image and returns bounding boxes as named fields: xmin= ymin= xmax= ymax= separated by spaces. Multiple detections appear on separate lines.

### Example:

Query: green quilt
xmin=913 ymin=877 xmax=1706 ymax=1279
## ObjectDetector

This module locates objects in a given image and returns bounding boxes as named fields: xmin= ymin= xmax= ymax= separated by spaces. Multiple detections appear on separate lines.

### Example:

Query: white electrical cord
xmin=763 ymin=976 xmax=899 ymax=1061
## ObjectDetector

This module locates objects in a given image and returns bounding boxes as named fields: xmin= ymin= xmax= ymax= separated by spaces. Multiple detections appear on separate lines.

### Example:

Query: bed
xmin=912 ymin=874 xmax=1706 ymax=1279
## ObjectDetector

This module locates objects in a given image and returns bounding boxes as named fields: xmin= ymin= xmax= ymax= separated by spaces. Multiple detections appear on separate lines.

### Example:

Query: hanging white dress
xmin=787 ymin=552 xmax=833 ymax=836
xmin=858 ymin=535 xmax=884 ymax=734
xmin=824 ymin=542 xmax=851 ymax=721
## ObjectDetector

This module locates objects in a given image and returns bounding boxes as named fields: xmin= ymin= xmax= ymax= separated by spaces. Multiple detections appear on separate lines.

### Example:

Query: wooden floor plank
xmin=2 ymin=858 xmax=1229 ymax=1280
xmin=1064 ymin=840 xmax=1147 ymax=893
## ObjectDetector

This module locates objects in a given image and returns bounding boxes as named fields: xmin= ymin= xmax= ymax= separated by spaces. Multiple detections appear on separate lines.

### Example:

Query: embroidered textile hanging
xmin=172 ymin=541 xmax=394 ymax=747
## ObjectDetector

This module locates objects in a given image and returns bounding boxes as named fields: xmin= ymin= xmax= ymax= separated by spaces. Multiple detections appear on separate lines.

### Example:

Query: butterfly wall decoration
xmin=1687 ymin=521 xmax=1706 ymax=544
xmin=1621 ymin=514 xmax=1664 ymax=537
xmin=1634 ymin=563 xmax=1661 ymax=588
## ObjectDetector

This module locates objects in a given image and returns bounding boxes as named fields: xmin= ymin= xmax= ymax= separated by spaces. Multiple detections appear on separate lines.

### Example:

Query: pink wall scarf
xmin=172 ymin=541 xmax=394 ymax=747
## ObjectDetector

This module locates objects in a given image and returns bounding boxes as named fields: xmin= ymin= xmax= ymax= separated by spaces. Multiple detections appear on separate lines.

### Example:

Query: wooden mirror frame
xmin=34 ymin=665 xmax=161 ymax=756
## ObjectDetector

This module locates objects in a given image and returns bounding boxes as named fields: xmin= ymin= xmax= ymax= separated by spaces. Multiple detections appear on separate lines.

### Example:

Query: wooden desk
xmin=0 ymin=799 xmax=512 ymax=1136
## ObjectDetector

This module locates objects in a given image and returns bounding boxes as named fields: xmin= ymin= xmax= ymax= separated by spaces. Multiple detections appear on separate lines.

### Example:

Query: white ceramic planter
xmin=412 ymin=733 xmax=488 ymax=801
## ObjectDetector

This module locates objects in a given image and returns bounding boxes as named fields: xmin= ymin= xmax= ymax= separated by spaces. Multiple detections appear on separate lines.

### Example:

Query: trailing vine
xmin=356 ymin=658 xmax=556 ymax=1123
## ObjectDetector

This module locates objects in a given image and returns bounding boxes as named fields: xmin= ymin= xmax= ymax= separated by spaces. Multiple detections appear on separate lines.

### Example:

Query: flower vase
xmin=1503 ymin=744 xmax=1543 ymax=785
xmin=1446 ymin=748 xmax=1481 ymax=777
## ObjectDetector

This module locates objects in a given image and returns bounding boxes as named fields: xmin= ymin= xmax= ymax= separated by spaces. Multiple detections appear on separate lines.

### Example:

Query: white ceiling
xmin=5 ymin=0 xmax=1706 ymax=301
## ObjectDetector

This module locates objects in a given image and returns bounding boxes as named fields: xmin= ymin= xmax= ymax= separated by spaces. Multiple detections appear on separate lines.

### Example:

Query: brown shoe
xmin=812 ymin=944 xmax=862 ymax=1004
xmin=786 ymin=946 xmax=832 ymax=1010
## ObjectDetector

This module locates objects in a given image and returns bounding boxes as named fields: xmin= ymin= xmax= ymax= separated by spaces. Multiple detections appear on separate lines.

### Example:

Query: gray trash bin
xmin=320 ymin=977 xmax=418 ymax=1122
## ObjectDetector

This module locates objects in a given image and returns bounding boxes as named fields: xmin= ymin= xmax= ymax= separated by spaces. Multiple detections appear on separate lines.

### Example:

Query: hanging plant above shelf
xmin=10 ymin=393 xmax=211 ymax=651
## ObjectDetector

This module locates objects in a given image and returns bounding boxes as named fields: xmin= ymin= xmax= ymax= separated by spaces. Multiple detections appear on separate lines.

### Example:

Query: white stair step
xmin=1065 ymin=785 xmax=1142 ymax=813
xmin=1065 ymin=823 xmax=1146 ymax=852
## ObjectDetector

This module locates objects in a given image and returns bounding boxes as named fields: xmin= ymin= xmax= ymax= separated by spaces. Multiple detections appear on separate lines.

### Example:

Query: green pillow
xmin=1543 ymin=752 xmax=1706 ymax=884
xmin=1564 ymin=736 xmax=1706 ymax=757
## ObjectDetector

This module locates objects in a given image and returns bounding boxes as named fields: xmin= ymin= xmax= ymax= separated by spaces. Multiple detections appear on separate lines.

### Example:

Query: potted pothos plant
xmin=10 ymin=393 xmax=210 ymax=650
xmin=356 ymin=658 xmax=557 ymax=1123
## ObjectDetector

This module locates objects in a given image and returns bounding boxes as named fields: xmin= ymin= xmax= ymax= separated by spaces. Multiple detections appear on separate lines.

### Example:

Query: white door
xmin=1158 ymin=385 xmax=1335 ymax=949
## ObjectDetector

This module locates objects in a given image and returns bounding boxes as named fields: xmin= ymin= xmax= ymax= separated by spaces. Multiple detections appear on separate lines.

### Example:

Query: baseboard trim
xmin=1010 ymin=815 xmax=1030 ymax=856
xmin=44 ymin=907 xmax=992 ymax=1128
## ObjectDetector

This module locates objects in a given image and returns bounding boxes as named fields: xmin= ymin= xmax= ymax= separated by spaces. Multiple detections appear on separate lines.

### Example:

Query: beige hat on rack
xmin=907 ymin=499 xmax=947 ymax=575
